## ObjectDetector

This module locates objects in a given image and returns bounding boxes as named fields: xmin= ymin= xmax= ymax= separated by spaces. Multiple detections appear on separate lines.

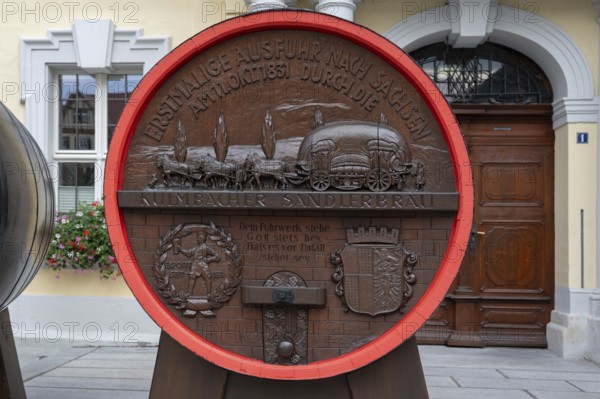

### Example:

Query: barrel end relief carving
xmin=108 ymin=23 xmax=469 ymax=377
xmin=154 ymin=223 xmax=241 ymax=317
xmin=331 ymin=227 xmax=418 ymax=316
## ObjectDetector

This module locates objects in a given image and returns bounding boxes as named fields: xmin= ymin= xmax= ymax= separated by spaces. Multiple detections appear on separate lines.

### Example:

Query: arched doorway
xmin=411 ymin=42 xmax=555 ymax=347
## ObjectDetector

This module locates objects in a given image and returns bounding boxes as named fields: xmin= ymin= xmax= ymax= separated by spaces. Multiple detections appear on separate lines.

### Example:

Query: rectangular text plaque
xmin=117 ymin=190 xmax=459 ymax=211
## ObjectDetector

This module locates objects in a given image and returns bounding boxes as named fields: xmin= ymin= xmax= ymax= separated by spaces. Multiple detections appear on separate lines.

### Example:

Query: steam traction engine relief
xmin=105 ymin=12 xmax=472 ymax=380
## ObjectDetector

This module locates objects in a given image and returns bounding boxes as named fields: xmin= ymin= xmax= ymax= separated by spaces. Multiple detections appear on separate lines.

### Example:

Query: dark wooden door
xmin=419 ymin=105 xmax=554 ymax=347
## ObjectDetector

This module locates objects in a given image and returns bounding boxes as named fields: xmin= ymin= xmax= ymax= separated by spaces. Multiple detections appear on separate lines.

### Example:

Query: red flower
xmin=69 ymin=240 xmax=75 ymax=247
xmin=83 ymin=229 xmax=90 ymax=236
xmin=48 ymin=259 xmax=56 ymax=264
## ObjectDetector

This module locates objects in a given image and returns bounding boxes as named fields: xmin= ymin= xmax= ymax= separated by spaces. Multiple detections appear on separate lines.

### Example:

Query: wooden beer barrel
xmin=105 ymin=11 xmax=473 ymax=381
xmin=0 ymin=102 xmax=54 ymax=311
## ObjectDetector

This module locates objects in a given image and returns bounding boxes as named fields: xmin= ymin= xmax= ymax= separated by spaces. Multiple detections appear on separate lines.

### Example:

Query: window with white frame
xmin=21 ymin=19 xmax=171 ymax=212
xmin=55 ymin=72 xmax=142 ymax=211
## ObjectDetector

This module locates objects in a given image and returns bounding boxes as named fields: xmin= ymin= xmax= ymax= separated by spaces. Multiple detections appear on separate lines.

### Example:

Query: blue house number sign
xmin=577 ymin=132 xmax=588 ymax=144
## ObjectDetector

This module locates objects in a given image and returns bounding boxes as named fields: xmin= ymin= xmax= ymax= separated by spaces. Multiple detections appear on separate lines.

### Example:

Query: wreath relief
xmin=154 ymin=223 xmax=242 ymax=317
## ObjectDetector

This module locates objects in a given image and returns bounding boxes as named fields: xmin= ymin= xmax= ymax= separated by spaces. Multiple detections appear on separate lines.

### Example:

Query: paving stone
xmin=45 ymin=366 xmax=153 ymax=380
xmin=17 ymin=341 xmax=96 ymax=370
xmin=81 ymin=351 xmax=157 ymax=361
xmin=420 ymin=346 xmax=600 ymax=373
xmin=25 ymin=387 xmax=149 ymax=399
xmin=93 ymin=346 xmax=158 ymax=353
xmin=500 ymin=369 xmax=600 ymax=382
xmin=454 ymin=377 xmax=579 ymax=392
xmin=425 ymin=375 xmax=459 ymax=387
xmin=568 ymin=381 xmax=600 ymax=393
xmin=63 ymin=358 xmax=155 ymax=369
xmin=25 ymin=376 xmax=150 ymax=391
xmin=424 ymin=366 xmax=505 ymax=379
xmin=21 ymin=355 xmax=89 ymax=381
xmin=528 ymin=391 xmax=600 ymax=399
xmin=428 ymin=387 xmax=536 ymax=399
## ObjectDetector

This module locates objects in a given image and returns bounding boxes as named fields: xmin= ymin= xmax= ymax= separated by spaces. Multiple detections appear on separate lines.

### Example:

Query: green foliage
xmin=46 ymin=201 xmax=119 ymax=280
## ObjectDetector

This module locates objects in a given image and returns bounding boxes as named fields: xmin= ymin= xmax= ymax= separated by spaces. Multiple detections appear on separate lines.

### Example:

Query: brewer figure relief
xmin=154 ymin=223 xmax=241 ymax=317
xmin=174 ymin=231 xmax=221 ymax=298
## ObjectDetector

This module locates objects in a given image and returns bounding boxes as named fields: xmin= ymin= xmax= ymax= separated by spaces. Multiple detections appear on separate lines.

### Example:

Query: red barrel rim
xmin=104 ymin=10 xmax=473 ymax=380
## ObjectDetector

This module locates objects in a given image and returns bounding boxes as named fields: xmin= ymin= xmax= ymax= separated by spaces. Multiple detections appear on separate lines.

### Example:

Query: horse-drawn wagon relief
xmin=148 ymin=108 xmax=426 ymax=193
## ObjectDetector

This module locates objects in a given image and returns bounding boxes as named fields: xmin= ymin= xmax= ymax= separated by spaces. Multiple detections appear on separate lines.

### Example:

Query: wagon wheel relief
xmin=310 ymin=172 xmax=331 ymax=191
xmin=367 ymin=169 xmax=392 ymax=192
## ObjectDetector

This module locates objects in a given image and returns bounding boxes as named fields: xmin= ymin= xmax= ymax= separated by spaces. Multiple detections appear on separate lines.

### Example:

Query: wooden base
xmin=0 ymin=308 xmax=26 ymax=399
xmin=150 ymin=331 xmax=428 ymax=399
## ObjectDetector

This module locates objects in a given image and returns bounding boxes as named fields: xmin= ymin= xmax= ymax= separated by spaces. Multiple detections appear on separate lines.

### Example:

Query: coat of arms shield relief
xmin=331 ymin=227 xmax=417 ymax=316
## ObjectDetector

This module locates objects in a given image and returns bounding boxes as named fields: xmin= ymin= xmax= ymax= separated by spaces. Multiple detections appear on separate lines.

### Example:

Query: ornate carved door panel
xmin=420 ymin=105 xmax=554 ymax=347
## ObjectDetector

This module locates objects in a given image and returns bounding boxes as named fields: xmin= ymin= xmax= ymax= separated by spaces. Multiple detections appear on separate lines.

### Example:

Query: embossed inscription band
xmin=117 ymin=190 xmax=458 ymax=211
